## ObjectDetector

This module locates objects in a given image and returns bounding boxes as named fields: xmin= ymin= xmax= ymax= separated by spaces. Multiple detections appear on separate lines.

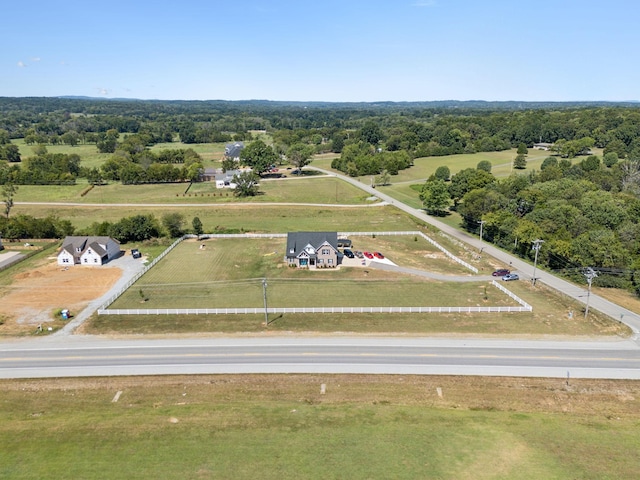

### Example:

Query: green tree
xmin=448 ymin=168 xmax=495 ymax=206
xmin=61 ymin=131 xmax=79 ymax=147
xmin=476 ymin=160 xmax=492 ymax=173
xmin=240 ymin=140 xmax=279 ymax=175
xmin=420 ymin=179 xmax=450 ymax=215
xmin=162 ymin=212 xmax=185 ymax=238
xmin=540 ymin=156 xmax=558 ymax=170
xmin=513 ymin=154 xmax=527 ymax=169
xmin=434 ymin=165 xmax=450 ymax=181
xmin=331 ymin=134 xmax=345 ymax=153
xmin=580 ymin=155 xmax=600 ymax=172
xmin=517 ymin=143 xmax=528 ymax=155
xmin=378 ymin=169 xmax=391 ymax=186
xmin=2 ymin=182 xmax=17 ymax=218
xmin=0 ymin=144 xmax=21 ymax=163
xmin=603 ymin=152 xmax=619 ymax=168
xmin=458 ymin=188 xmax=506 ymax=227
xmin=192 ymin=216 xmax=203 ymax=235
xmin=359 ymin=120 xmax=383 ymax=145
xmin=97 ymin=129 xmax=119 ymax=153
xmin=286 ymin=143 xmax=315 ymax=171
xmin=32 ymin=144 xmax=48 ymax=156
xmin=232 ymin=171 xmax=261 ymax=197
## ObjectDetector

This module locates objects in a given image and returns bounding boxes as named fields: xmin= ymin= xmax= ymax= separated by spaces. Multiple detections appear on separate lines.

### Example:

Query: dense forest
xmin=3 ymin=97 xmax=640 ymax=292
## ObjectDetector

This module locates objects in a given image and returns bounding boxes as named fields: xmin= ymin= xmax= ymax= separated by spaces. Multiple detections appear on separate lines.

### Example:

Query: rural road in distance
xmin=1 ymin=336 xmax=640 ymax=380
xmin=312 ymin=167 xmax=640 ymax=336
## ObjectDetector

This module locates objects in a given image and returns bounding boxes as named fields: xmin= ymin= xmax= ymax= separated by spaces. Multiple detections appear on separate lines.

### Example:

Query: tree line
xmin=420 ymin=149 xmax=640 ymax=293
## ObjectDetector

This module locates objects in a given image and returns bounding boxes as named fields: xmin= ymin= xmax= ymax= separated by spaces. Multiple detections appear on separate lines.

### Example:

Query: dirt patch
xmin=0 ymin=260 xmax=122 ymax=334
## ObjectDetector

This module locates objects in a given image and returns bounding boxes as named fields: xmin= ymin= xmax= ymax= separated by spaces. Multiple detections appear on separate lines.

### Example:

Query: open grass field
xmin=11 ymin=204 xmax=421 ymax=232
xmin=13 ymin=139 xmax=227 ymax=170
xmin=92 ymin=237 xmax=626 ymax=337
xmin=311 ymin=149 xmax=605 ymax=210
xmin=109 ymin=238 xmax=510 ymax=310
xmin=13 ymin=175 xmax=371 ymax=205
xmin=2 ymin=374 xmax=640 ymax=479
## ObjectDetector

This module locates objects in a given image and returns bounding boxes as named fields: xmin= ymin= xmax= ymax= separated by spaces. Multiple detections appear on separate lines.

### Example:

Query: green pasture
xmin=111 ymin=239 xmax=508 ymax=309
xmin=13 ymin=139 xmax=111 ymax=170
xmin=11 ymin=204 xmax=421 ymax=233
xmin=13 ymin=139 xmax=228 ymax=170
xmin=149 ymin=141 xmax=225 ymax=165
xmin=2 ymin=376 xmax=639 ymax=480
xmin=111 ymin=238 xmax=503 ymax=310
xmin=13 ymin=176 xmax=371 ymax=205
xmin=98 ymin=237 xmax=626 ymax=337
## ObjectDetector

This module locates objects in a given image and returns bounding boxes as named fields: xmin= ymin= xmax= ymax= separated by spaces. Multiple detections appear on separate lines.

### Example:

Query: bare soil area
xmin=0 ymin=259 xmax=122 ymax=335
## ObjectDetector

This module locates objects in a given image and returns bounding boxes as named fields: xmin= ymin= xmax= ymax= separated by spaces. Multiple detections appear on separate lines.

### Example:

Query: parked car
xmin=373 ymin=252 xmax=384 ymax=259
xmin=492 ymin=269 xmax=510 ymax=277
xmin=131 ymin=248 xmax=142 ymax=259
xmin=363 ymin=251 xmax=374 ymax=259
xmin=343 ymin=249 xmax=355 ymax=258
xmin=502 ymin=273 xmax=519 ymax=281
xmin=354 ymin=251 xmax=364 ymax=259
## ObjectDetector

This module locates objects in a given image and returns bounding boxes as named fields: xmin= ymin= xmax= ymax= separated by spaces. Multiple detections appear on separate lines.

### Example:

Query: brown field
xmin=0 ymin=258 xmax=122 ymax=335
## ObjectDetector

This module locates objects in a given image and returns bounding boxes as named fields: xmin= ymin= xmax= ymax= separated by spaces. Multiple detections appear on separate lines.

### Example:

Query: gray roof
xmin=286 ymin=232 xmax=340 ymax=259
xmin=59 ymin=236 xmax=118 ymax=259
xmin=225 ymin=142 xmax=244 ymax=158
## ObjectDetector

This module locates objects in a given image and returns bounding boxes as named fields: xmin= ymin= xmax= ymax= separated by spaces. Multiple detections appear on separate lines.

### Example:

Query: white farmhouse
xmin=57 ymin=236 xmax=120 ymax=266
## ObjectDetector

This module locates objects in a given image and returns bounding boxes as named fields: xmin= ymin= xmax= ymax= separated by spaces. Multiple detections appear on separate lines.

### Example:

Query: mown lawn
xmin=93 ymin=237 xmax=626 ymax=337
xmin=1 ymin=375 xmax=639 ymax=480
xmin=110 ymin=238 xmax=507 ymax=310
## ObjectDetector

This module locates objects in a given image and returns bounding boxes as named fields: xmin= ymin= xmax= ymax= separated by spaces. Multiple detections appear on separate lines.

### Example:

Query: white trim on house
xmin=57 ymin=236 xmax=120 ymax=266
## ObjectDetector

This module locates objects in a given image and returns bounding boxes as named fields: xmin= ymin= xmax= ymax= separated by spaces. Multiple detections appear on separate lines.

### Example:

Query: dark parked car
xmin=343 ymin=249 xmax=355 ymax=258
xmin=492 ymin=269 xmax=510 ymax=277
xmin=131 ymin=248 xmax=142 ymax=259
xmin=502 ymin=273 xmax=519 ymax=281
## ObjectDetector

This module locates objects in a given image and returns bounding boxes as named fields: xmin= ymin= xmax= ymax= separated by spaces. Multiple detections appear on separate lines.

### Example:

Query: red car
xmin=373 ymin=252 xmax=384 ymax=259
xmin=363 ymin=251 xmax=374 ymax=259
xmin=492 ymin=269 xmax=510 ymax=277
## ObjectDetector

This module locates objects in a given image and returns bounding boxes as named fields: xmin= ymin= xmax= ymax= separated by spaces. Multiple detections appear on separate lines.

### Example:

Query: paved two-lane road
xmin=2 ymin=336 xmax=640 ymax=380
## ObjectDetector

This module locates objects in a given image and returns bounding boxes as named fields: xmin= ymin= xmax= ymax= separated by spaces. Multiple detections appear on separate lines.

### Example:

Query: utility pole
xmin=262 ymin=278 xmax=269 ymax=325
xmin=584 ymin=268 xmax=598 ymax=318
xmin=478 ymin=220 xmax=486 ymax=241
xmin=531 ymin=239 xmax=544 ymax=286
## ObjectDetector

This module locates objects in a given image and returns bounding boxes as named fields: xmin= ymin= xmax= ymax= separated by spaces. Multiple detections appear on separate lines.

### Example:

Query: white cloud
xmin=17 ymin=61 xmax=26 ymax=68
xmin=97 ymin=88 xmax=110 ymax=96
xmin=412 ymin=0 xmax=436 ymax=6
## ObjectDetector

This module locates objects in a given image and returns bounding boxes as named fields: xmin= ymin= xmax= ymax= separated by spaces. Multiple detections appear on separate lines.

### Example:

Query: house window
xmin=318 ymin=259 xmax=324 ymax=264
xmin=94 ymin=258 xmax=98 ymax=263
xmin=322 ymin=249 xmax=330 ymax=255
xmin=328 ymin=259 xmax=334 ymax=264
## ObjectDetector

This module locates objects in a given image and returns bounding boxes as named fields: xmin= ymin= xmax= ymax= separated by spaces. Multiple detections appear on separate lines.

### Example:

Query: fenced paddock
xmin=99 ymin=232 xmax=530 ymax=316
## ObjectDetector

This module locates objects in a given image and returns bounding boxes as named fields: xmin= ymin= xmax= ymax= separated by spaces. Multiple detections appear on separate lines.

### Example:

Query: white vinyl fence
xmin=98 ymin=232 xmax=520 ymax=316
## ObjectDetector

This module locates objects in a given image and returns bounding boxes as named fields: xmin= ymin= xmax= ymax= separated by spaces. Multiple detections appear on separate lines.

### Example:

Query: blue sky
xmin=2 ymin=0 xmax=638 ymax=102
